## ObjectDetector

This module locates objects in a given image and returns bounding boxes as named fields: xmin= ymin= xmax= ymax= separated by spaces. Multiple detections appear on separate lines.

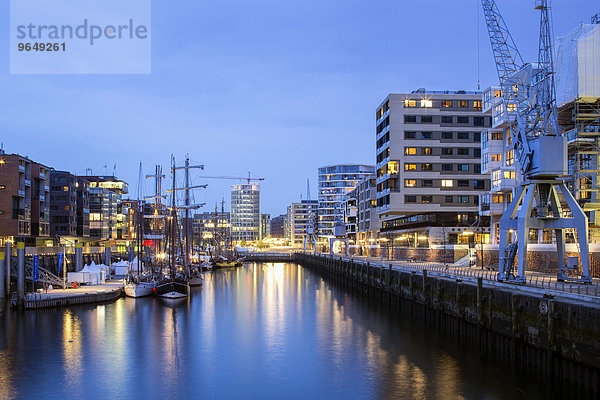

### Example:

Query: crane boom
xmin=198 ymin=172 xmax=265 ymax=184
xmin=481 ymin=0 xmax=533 ymax=174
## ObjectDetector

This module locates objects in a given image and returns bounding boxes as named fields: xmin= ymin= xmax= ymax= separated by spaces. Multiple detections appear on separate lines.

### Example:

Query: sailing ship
xmin=156 ymin=155 xmax=205 ymax=298
xmin=125 ymin=162 xmax=157 ymax=298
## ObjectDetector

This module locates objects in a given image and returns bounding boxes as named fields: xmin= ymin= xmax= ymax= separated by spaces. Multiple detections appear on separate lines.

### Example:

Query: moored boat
xmin=188 ymin=268 xmax=204 ymax=286
xmin=156 ymin=275 xmax=190 ymax=299
xmin=125 ymin=278 xmax=157 ymax=298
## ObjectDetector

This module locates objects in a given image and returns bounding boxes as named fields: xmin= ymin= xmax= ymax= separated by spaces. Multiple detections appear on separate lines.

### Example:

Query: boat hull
xmin=156 ymin=279 xmax=190 ymax=298
xmin=124 ymin=281 xmax=156 ymax=298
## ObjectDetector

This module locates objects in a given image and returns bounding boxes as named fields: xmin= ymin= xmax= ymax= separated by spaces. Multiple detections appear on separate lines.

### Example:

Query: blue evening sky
xmin=0 ymin=0 xmax=597 ymax=216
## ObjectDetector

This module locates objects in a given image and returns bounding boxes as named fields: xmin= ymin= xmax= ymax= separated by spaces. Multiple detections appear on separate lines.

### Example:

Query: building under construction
xmin=556 ymin=20 xmax=600 ymax=242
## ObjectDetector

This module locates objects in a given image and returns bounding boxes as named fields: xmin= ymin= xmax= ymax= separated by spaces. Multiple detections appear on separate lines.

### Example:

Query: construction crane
xmin=482 ymin=0 xmax=591 ymax=283
xmin=198 ymin=172 xmax=264 ymax=184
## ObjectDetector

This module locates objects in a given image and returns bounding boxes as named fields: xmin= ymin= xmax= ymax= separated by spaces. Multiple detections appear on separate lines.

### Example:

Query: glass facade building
xmin=230 ymin=183 xmax=260 ymax=242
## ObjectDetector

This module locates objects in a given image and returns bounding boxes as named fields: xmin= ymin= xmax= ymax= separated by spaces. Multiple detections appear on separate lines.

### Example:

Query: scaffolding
xmin=559 ymin=97 xmax=600 ymax=242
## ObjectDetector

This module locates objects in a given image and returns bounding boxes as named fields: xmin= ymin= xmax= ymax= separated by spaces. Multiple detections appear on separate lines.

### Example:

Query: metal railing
xmin=9 ymin=259 xmax=64 ymax=288
xmin=303 ymin=252 xmax=600 ymax=300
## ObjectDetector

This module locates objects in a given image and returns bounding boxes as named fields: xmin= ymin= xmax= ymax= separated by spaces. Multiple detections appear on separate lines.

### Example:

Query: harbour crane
xmin=481 ymin=0 xmax=591 ymax=283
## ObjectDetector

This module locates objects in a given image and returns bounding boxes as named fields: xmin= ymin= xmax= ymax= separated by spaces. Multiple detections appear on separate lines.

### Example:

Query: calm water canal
xmin=1 ymin=263 xmax=556 ymax=399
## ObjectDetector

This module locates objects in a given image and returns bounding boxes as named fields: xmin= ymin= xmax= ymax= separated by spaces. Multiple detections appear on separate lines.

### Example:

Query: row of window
xmin=404 ymin=147 xmax=481 ymax=157
xmin=404 ymin=163 xmax=481 ymax=173
xmin=404 ymin=115 xmax=488 ymax=126
xmin=405 ymin=195 xmax=474 ymax=204
xmin=404 ymin=179 xmax=485 ymax=189
xmin=403 ymin=99 xmax=482 ymax=110
xmin=404 ymin=131 xmax=482 ymax=141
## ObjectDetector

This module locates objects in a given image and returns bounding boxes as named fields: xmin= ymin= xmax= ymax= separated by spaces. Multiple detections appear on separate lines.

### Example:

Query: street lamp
xmin=56 ymin=234 xmax=74 ymax=289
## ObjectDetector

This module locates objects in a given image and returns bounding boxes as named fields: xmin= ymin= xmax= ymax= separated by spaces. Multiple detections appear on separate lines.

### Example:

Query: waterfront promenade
xmin=15 ymin=280 xmax=123 ymax=309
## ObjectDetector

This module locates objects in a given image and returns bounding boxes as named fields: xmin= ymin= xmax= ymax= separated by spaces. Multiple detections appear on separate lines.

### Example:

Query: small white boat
xmin=124 ymin=279 xmax=157 ymax=298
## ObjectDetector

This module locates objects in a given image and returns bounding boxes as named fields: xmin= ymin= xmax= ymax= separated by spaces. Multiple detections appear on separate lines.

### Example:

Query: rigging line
xmin=477 ymin=0 xmax=481 ymax=90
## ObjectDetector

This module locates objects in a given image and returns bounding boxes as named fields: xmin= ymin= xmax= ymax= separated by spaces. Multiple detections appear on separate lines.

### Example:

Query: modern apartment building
xmin=342 ymin=189 xmax=358 ymax=241
xmin=80 ymin=176 xmax=130 ymax=241
xmin=270 ymin=214 xmax=286 ymax=238
xmin=75 ymin=177 xmax=91 ymax=238
xmin=230 ymin=183 xmax=260 ymax=242
xmin=318 ymin=164 xmax=374 ymax=237
xmin=355 ymin=174 xmax=381 ymax=246
xmin=478 ymin=87 xmax=520 ymax=244
xmin=375 ymin=90 xmax=490 ymax=245
xmin=30 ymin=162 xmax=51 ymax=241
xmin=0 ymin=152 xmax=51 ymax=245
xmin=286 ymin=200 xmax=318 ymax=247
xmin=49 ymin=171 xmax=78 ymax=237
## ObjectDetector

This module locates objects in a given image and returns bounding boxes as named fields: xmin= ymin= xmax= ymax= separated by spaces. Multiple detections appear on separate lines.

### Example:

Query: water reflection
xmin=62 ymin=310 xmax=82 ymax=385
xmin=0 ymin=263 xmax=560 ymax=399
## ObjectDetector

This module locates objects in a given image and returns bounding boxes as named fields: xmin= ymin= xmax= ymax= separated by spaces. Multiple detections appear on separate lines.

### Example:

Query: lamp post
xmin=56 ymin=235 xmax=74 ymax=289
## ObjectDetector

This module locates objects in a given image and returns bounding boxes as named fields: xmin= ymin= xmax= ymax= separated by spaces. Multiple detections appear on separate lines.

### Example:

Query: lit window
xmin=421 ymin=163 xmax=432 ymax=171
xmin=492 ymin=195 xmax=503 ymax=203
xmin=421 ymin=99 xmax=432 ymax=108
xmin=387 ymin=161 xmax=399 ymax=174
xmin=404 ymin=147 xmax=417 ymax=155
xmin=441 ymin=100 xmax=452 ymax=108
xmin=492 ymin=170 xmax=502 ymax=187
xmin=505 ymin=150 xmax=514 ymax=166
xmin=491 ymin=154 xmax=502 ymax=162
xmin=441 ymin=179 xmax=453 ymax=187
xmin=422 ymin=148 xmax=432 ymax=155
xmin=63 ymin=186 xmax=69 ymax=191
xmin=457 ymin=101 xmax=469 ymax=108
xmin=503 ymin=170 xmax=515 ymax=179
xmin=404 ymin=164 xmax=417 ymax=171
xmin=473 ymin=101 xmax=482 ymax=110
xmin=405 ymin=179 xmax=416 ymax=187
xmin=404 ymin=99 xmax=417 ymax=108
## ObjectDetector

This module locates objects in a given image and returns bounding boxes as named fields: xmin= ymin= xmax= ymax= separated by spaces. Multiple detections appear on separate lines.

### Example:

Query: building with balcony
xmin=0 ymin=152 xmax=51 ymax=245
xmin=49 ymin=171 xmax=78 ymax=238
xmin=342 ymin=189 xmax=358 ymax=241
xmin=30 ymin=162 xmax=51 ymax=241
xmin=375 ymin=90 xmax=490 ymax=245
xmin=318 ymin=164 xmax=374 ymax=237
xmin=355 ymin=174 xmax=381 ymax=247
xmin=231 ymin=183 xmax=260 ymax=243
xmin=478 ymin=87 xmax=521 ymax=244
xmin=80 ymin=175 xmax=130 ymax=241
xmin=286 ymin=200 xmax=318 ymax=247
